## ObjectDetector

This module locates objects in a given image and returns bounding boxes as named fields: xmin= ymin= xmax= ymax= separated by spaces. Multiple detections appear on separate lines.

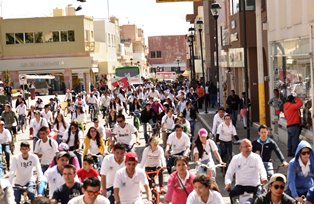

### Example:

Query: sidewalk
xmin=196 ymin=107 xmax=290 ymax=170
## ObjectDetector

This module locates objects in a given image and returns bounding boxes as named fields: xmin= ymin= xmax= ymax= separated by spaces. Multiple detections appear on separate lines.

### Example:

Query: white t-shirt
xmin=41 ymin=111 xmax=53 ymax=123
xmin=100 ymin=154 xmax=125 ymax=188
xmin=30 ymin=118 xmax=49 ymax=137
xmin=216 ymin=122 xmax=237 ymax=142
xmin=71 ymin=112 xmax=86 ymax=124
xmin=96 ymin=125 xmax=107 ymax=140
xmin=212 ymin=113 xmax=225 ymax=135
xmin=16 ymin=104 xmax=27 ymax=115
xmin=68 ymin=195 xmax=110 ymax=204
xmin=9 ymin=153 xmax=43 ymax=186
xmin=140 ymin=146 xmax=166 ymax=168
xmin=34 ymin=138 xmax=59 ymax=165
xmin=62 ymin=129 xmax=84 ymax=147
xmin=186 ymin=189 xmax=224 ymax=204
xmin=193 ymin=139 xmax=218 ymax=163
xmin=89 ymin=139 xmax=100 ymax=155
xmin=161 ymin=114 xmax=176 ymax=130
xmin=0 ymin=128 xmax=12 ymax=144
xmin=53 ymin=122 xmax=68 ymax=135
xmin=100 ymin=95 xmax=111 ymax=107
xmin=113 ymin=167 xmax=148 ymax=204
xmin=112 ymin=123 xmax=137 ymax=146
xmin=44 ymin=165 xmax=65 ymax=198
xmin=167 ymin=132 xmax=191 ymax=155
xmin=149 ymin=90 xmax=160 ymax=99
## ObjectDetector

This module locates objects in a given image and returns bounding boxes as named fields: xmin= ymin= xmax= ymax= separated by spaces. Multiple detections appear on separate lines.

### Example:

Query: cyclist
xmin=16 ymin=99 xmax=27 ymax=133
xmin=212 ymin=107 xmax=227 ymax=138
xmin=92 ymin=118 xmax=107 ymax=141
xmin=165 ymin=124 xmax=190 ymax=174
xmin=100 ymin=143 xmax=126 ymax=203
xmin=252 ymin=125 xmax=288 ymax=177
xmin=29 ymin=110 xmax=49 ymax=150
xmin=286 ymin=140 xmax=314 ymax=203
xmin=111 ymin=114 xmax=139 ymax=152
xmin=1 ymin=104 xmax=18 ymax=142
xmin=9 ymin=141 xmax=43 ymax=203
xmin=87 ymin=92 xmax=99 ymax=116
xmin=49 ymin=143 xmax=80 ymax=170
xmin=77 ymin=155 xmax=99 ymax=183
xmin=140 ymin=136 xmax=167 ymax=193
xmin=129 ymin=98 xmax=142 ymax=130
xmin=64 ymin=89 xmax=73 ymax=106
xmin=100 ymin=91 xmax=111 ymax=119
xmin=140 ymin=102 xmax=156 ymax=144
xmin=113 ymin=152 xmax=152 ymax=204
xmin=161 ymin=107 xmax=176 ymax=149
xmin=51 ymin=164 xmax=83 ymax=204
xmin=41 ymin=104 xmax=53 ymax=130
xmin=53 ymin=113 xmax=69 ymax=144
xmin=34 ymin=126 xmax=59 ymax=173
xmin=225 ymin=139 xmax=267 ymax=204
xmin=0 ymin=178 xmax=15 ymax=204
xmin=68 ymin=177 xmax=110 ymax=204
xmin=49 ymin=98 xmax=58 ymax=121
xmin=0 ymin=120 xmax=12 ymax=171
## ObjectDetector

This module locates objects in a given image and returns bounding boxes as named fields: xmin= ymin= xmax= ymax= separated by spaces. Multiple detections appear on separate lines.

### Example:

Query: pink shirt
xmin=164 ymin=171 xmax=195 ymax=204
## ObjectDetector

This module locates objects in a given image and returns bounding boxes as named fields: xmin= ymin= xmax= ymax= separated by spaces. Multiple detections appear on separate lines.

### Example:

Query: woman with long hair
xmin=83 ymin=127 xmax=105 ymax=168
xmin=71 ymin=106 xmax=86 ymax=132
xmin=187 ymin=174 xmax=224 ymax=204
xmin=53 ymin=113 xmax=68 ymax=144
xmin=164 ymin=156 xmax=195 ymax=204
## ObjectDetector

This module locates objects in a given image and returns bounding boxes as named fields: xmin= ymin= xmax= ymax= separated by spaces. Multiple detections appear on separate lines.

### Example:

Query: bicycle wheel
xmin=90 ymin=109 xmax=94 ymax=120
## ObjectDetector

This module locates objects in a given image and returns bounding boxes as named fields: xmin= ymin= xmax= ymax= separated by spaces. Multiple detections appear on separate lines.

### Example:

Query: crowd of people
xmin=0 ymin=78 xmax=313 ymax=204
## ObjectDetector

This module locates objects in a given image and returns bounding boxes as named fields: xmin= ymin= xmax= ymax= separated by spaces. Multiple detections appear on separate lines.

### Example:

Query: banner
xmin=112 ymin=77 xmax=129 ymax=89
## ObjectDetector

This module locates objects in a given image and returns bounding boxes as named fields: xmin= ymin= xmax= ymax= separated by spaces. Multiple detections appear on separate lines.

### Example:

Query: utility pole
xmin=256 ymin=0 xmax=266 ymax=125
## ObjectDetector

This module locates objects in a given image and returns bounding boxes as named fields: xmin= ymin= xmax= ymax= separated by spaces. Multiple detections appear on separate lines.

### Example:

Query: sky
xmin=1 ymin=0 xmax=193 ymax=37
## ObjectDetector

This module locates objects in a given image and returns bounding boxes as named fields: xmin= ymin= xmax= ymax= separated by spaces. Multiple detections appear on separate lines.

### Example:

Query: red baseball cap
xmin=125 ymin=152 xmax=138 ymax=163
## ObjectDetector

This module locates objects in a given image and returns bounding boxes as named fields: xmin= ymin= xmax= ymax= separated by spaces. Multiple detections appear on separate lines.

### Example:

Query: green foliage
xmin=2 ymin=70 xmax=11 ymax=84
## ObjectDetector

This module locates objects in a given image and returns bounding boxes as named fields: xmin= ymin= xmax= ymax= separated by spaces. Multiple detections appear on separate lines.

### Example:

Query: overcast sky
xmin=1 ymin=0 xmax=193 ymax=37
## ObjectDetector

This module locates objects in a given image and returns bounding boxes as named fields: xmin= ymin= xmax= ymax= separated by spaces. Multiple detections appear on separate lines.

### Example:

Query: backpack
xmin=37 ymin=138 xmax=53 ymax=148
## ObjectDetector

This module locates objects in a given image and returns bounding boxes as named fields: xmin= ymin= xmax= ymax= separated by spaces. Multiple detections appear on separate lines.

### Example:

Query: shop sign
xmin=230 ymin=32 xmax=238 ymax=42
xmin=228 ymin=48 xmax=244 ymax=67
xmin=222 ymin=29 xmax=229 ymax=46
xmin=220 ymin=50 xmax=229 ymax=67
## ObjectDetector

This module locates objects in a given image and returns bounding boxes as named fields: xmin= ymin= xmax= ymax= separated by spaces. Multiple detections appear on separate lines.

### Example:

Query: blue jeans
xmin=189 ymin=120 xmax=196 ymax=139
xmin=218 ymin=141 xmax=233 ymax=164
xmin=230 ymin=110 xmax=238 ymax=127
xmin=14 ymin=181 xmax=36 ymax=203
xmin=210 ymin=94 xmax=217 ymax=108
xmin=2 ymin=144 xmax=10 ymax=170
xmin=143 ymin=122 xmax=149 ymax=144
xmin=287 ymin=125 xmax=300 ymax=156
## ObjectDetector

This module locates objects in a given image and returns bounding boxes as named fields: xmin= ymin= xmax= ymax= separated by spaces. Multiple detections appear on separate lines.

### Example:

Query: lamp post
xmin=211 ymin=2 xmax=221 ymax=107
xmin=188 ymin=27 xmax=196 ymax=81
xmin=197 ymin=19 xmax=207 ymax=113
xmin=176 ymin=59 xmax=180 ymax=73
xmin=130 ymin=58 xmax=133 ymax=66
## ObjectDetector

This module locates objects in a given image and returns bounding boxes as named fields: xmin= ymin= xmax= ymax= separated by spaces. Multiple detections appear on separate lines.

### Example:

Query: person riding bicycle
xmin=29 ymin=110 xmax=49 ymax=150
xmin=286 ymin=140 xmax=314 ymax=203
xmin=129 ymin=98 xmax=142 ymax=130
xmin=49 ymin=142 xmax=80 ymax=170
xmin=0 ymin=120 xmax=12 ymax=172
xmin=225 ymin=139 xmax=267 ymax=204
xmin=1 ymin=104 xmax=18 ymax=142
xmin=100 ymin=91 xmax=111 ymax=119
xmin=41 ymin=104 xmax=53 ymax=130
xmin=165 ymin=124 xmax=190 ymax=174
xmin=140 ymin=136 xmax=167 ymax=194
xmin=100 ymin=143 xmax=126 ymax=203
xmin=140 ymin=102 xmax=156 ymax=144
xmin=64 ymin=89 xmax=73 ymax=105
xmin=161 ymin=108 xmax=176 ymax=149
xmin=111 ymin=114 xmax=139 ymax=152
xmin=16 ymin=99 xmax=27 ymax=133
xmin=0 ymin=178 xmax=14 ymax=204
xmin=252 ymin=125 xmax=289 ymax=177
xmin=9 ymin=141 xmax=43 ymax=203
xmin=193 ymin=128 xmax=224 ymax=177
xmin=87 ymin=92 xmax=99 ymax=115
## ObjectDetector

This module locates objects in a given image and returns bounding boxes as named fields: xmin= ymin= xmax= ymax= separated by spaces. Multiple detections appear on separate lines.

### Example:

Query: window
xmin=6 ymin=33 xmax=14 ymax=44
xmin=85 ymin=30 xmax=90 ymax=41
xmin=44 ymin=31 xmax=53 ymax=43
xmin=156 ymin=51 xmax=161 ymax=58
xmin=53 ymin=31 xmax=60 ymax=42
xmin=246 ymin=0 xmax=255 ymax=10
xmin=35 ymin=32 xmax=43 ymax=43
xmin=150 ymin=51 xmax=162 ymax=58
xmin=230 ymin=0 xmax=240 ymax=15
xmin=25 ymin=33 xmax=34 ymax=43
xmin=61 ymin=31 xmax=68 ymax=42
xmin=15 ymin=33 xmax=24 ymax=44
xmin=68 ymin=30 xmax=75 ymax=42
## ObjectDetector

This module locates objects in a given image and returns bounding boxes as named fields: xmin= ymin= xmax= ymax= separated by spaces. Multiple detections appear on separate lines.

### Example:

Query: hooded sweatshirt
xmin=286 ymin=140 xmax=314 ymax=198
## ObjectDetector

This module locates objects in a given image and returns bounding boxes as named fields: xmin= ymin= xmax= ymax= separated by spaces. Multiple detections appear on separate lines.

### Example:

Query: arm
xmin=257 ymin=157 xmax=267 ymax=184
xmin=144 ymin=184 xmax=152 ymax=202
xmin=225 ymin=156 xmax=237 ymax=190
xmin=140 ymin=148 xmax=148 ymax=168
xmin=114 ymin=188 xmax=120 ymax=204
xmin=164 ymin=174 xmax=175 ymax=203
xmin=272 ymin=141 xmax=288 ymax=165
xmin=213 ymin=150 xmax=224 ymax=164
xmin=287 ymin=162 xmax=299 ymax=198
xmin=101 ymin=175 xmax=107 ymax=196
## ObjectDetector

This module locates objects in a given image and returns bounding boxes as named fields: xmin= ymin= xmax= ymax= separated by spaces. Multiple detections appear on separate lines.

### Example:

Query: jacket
xmin=164 ymin=171 xmax=195 ymax=204
xmin=83 ymin=137 xmax=105 ymax=157
xmin=284 ymin=97 xmax=303 ymax=126
xmin=140 ymin=109 xmax=155 ymax=123
xmin=286 ymin=140 xmax=314 ymax=198
xmin=182 ymin=107 xmax=197 ymax=120
xmin=254 ymin=191 xmax=296 ymax=204
xmin=252 ymin=137 xmax=286 ymax=163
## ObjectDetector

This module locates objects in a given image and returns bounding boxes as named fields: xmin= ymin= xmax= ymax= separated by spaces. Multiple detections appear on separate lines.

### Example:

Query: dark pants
xmin=145 ymin=167 xmax=164 ymax=187
xmin=143 ymin=122 xmax=150 ymax=144
xmin=189 ymin=120 xmax=196 ymax=139
xmin=18 ymin=114 xmax=26 ymax=131
xmin=41 ymin=164 xmax=49 ymax=174
xmin=205 ymin=94 xmax=210 ymax=110
xmin=2 ymin=144 xmax=10 ymax=170
xmin=229 ymin=185 xmax=262 ymax=204
xmin=210 ymin=94 xmax=217 ymax=108
xmin=14 ymin=182 xmax=36 ymax=204
xmin=106 ymin=186 xmax=115 ymax=204
xmin=230 ymin=109 xmax=238 ymax=127
xmin=218 ymin=141 xmax=233 ymax=164
xmin=198 ymin=96 xmax=204 ymax=109
xmin=287 ymin=125 xmax=300 ymax=157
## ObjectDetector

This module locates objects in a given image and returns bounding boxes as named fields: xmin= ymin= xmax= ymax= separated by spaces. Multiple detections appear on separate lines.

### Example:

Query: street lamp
xmin=197 ymin=19 xmax=207 ymax=113
xmin=176 ymin=59 xmax=180 ymax=73
xmin=188 ymin=27 xmax=196 ymax=81
xmin=211 ymin=2 xmax=221 ymax=107
xmin=130 ymin=58 xmax=133 ymax=66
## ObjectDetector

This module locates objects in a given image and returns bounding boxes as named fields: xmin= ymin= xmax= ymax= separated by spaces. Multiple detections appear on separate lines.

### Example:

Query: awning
xmin=91 ymin=67 xmax=99 ymax=73
xmin=25 ymin=75 xmax=55 ymax=79
xmin=182 ymin=70 xmax=190 ymax=77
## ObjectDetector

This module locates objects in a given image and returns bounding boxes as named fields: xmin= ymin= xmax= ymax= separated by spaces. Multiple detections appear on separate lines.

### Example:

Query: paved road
xmin=9 ymin=95 xmax=234 ymax=203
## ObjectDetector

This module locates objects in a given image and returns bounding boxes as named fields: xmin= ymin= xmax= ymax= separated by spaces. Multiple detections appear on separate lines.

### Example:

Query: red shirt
xmin=77 ymin=168 xmax=99 ymax=182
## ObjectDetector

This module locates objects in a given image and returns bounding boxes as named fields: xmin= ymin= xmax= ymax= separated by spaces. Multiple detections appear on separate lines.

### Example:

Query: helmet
xmin=58 ymin=143 xmax=69 ymax=151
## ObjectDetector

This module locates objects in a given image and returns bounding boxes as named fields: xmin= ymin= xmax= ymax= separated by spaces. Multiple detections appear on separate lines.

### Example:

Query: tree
xmin=2 ymin=69 xmax=11 ymax=85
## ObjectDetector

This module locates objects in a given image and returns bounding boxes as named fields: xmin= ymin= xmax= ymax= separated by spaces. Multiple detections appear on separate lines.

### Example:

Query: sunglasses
xmin=301 ymin=151 xmax=311 ymax=156
xmin=86 ymin=190 xmax=100 ymax=196
xmin=117 ymin=120 xmax=124 ymax=123
xmin=272 ymin=185 xmax=285 ymax=190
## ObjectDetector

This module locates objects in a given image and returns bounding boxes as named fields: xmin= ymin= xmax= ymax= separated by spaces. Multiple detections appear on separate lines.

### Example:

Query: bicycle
xmin=132 ymin=111 xmax=141 ymax=130
xmin=88 ymin=103 xmax=97 ymax=121
xmin=61 ymin=100 xmax=70 ymax=117
xmin=196 ymin=162 xmax=226 ymax=180
xmin=13 ymin=184 xmax=35 ymax=204
xmin=145 ymin=167 xmax=163 ymax=204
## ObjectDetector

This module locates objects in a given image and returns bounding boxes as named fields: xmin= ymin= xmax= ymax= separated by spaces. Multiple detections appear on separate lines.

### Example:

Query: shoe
xmin=159 ymin=186 xmax=166 ymax=194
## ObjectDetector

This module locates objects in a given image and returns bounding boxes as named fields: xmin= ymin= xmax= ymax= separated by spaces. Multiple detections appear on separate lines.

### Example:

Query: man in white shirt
xmin=41 ymin=104 xmax=53 ymax=130
xmin=225 ymin=139 xmax=267 ymax=203
xmin=148 ymin=87 xmax=160 ymax=99
xmin=165 ymin=124 xmax=191 ymax=174
xmin=113 ymin=152 xmax=152 ymax=204
xmin=100 ymin=143 xmax=126 ymax=203
xmin=161 ymin=108 xmax=176 ymax=149
xmin=29 ymin=111 xmax=49 ymax=150
xmin=112 ymin=114 xmax=139 ymax=152
xmin=100 ymin=92 xmax=111 ymax=119
xmin=16 ymin=100 xmax=27 ymax=133
xmin=34 ymin=126 xmax=58 ymax=173
xmin=9 ymin=141 xmax=43 ymax=203
xmin=68 ymin=177 xmax=110 ymax=204
xmin=87 ymin=92 xmax=99 ymax=114
xmin=0 ymin=120 xmax=12 ymax=171
xmin=212 ymin=107 xmax=227 ymax=136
